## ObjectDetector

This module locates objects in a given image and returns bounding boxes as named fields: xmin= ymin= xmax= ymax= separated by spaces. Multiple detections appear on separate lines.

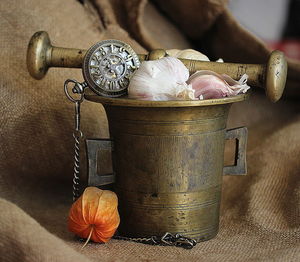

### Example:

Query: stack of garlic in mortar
xmin=128 ymin=49 xmax=250 ymax=101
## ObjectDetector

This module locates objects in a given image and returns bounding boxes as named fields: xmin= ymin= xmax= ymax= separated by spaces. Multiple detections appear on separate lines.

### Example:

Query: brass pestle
xmin=27 ymin=31 xmax=287 ymax=102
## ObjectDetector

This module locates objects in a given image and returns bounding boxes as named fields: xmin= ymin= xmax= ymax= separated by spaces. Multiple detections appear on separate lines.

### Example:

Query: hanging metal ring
xmin=73 ymin=130 xmax=83 ymax=139
xmin=64 ymin=79 xmax=86 ymax=103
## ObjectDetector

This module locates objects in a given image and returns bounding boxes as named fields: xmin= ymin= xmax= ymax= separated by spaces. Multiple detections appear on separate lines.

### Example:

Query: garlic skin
xmin=128 ymin=57 xmax=195 ymax=101
xmin=187 ymin=70 xmax=250 ymax=100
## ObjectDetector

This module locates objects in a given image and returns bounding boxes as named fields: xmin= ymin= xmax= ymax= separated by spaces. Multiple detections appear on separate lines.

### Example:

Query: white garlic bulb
xmin=128 ymin=57 xmax=195 ymax=101
xmin=166 ymin=49 xmax=210 ymax=61
xmin=166 ymin=48 xmax=225 ymax=63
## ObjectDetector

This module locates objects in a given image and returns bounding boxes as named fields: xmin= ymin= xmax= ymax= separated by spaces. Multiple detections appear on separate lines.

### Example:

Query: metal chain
xmin=113 ymin=232 xmax=197 ymax=249
xmin=64 ymin=79 xmax=86 ymax=202
xmin=72 ymin=132 xmax=80 ymax=200
xmin=64 ymin=79 xmax=197 ymax=249
xmin=72 ymin=101 xmax=83 ymax=201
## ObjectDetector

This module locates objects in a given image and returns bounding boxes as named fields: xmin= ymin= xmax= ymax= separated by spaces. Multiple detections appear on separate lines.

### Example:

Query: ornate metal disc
xmin=82 ymin=39 xmax=140 ymax=97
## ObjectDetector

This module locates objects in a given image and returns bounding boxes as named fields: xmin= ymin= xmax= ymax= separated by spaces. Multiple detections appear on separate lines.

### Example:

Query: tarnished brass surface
xmin=265 ymin=50 xmax=287 ymax=102
xmin=85 ymin=92 xmax=248 ymax=241
xmin=27 ymin=31 xmax=86 ymax=79
xmin=27 ymin=31 xmax=287 ymax=102
xmin=84 ymin=89 xmax=250 ymax=107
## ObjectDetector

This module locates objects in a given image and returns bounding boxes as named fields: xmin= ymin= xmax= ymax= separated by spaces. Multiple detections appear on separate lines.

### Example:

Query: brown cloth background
xmin=0 ymin=0 xmax=300 ymax=261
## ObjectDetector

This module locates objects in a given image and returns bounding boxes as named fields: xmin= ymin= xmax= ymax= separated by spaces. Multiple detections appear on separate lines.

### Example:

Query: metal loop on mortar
xmin=64 ymin=79 xmax=86 ymax=103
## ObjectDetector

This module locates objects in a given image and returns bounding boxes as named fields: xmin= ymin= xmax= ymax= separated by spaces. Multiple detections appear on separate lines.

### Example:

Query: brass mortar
xmin=84 ymin=91 xmax=249 ymax=241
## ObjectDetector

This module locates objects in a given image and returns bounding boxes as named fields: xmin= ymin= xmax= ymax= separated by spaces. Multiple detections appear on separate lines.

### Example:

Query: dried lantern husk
xmin=68 ymin=187 xmax=120 ymax=244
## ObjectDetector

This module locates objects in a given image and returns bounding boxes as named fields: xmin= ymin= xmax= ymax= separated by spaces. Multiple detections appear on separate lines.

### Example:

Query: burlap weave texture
xmin=0 ymin=0 xmax=299 ymax=261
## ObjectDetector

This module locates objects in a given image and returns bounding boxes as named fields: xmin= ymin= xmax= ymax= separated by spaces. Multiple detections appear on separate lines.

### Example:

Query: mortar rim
xmin=84 ymin=89 xmax=250 ymax=107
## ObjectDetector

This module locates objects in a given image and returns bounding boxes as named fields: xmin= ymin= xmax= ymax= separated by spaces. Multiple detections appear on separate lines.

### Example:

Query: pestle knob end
xmin=27 ymin=31 xmax=52 ymax=80
xmin=265 ymin=50 xmax=287 ymax=102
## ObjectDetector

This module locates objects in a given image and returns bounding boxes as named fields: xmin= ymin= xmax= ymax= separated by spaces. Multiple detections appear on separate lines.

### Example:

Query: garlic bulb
xmin=166 ymin=49 xmax=210 ymax=61
xmin=166 ymin=49 xmax=224 ymax=63
xmin=187 ymin=70 xmax=250 ymax=100
xmin=128 ymin=57 xmax=195 ymax=101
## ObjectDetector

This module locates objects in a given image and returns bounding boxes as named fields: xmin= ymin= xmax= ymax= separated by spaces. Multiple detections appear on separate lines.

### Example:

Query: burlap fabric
xmin=0 ymin=0 xmax=299 ymax=261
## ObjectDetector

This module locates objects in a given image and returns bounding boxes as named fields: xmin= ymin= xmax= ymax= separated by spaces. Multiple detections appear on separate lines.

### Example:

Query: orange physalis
xmin=68 ymin=187 xmax=120 ymax=246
